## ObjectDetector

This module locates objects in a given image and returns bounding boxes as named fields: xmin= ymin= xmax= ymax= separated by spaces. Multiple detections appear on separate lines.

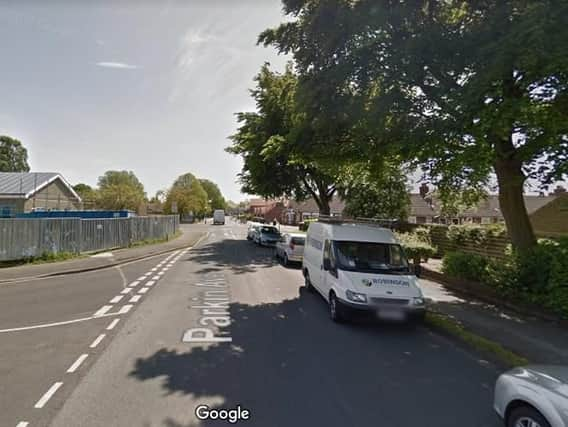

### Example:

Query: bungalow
xmin=0 ymin=172 xmax=82 ymax=217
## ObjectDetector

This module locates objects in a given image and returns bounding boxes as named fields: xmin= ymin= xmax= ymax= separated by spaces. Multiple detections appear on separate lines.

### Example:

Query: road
xmin=0 ymin=221 xmax=502 ymax=427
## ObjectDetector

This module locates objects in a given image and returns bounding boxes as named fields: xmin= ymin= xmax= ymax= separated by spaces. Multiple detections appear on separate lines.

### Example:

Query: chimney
xmin=419 ymin=183 xmax=429 ymax=198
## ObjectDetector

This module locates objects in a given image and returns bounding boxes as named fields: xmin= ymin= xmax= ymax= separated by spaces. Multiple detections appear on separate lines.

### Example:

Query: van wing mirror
xmin=413 ymin=264 xmax=422 ymax=278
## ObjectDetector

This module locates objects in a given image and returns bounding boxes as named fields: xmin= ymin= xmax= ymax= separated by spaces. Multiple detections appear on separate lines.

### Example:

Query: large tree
xmin=0 ymin=135 xmax=30 ymax=172
xmin=73 ymin=183 xmax=98 ymax=208
xmin=164 ymin=173 xmax=209 ymax=217
xmin=260 ymin=0 xmax=568 ymax=251
xmin=97 ymin=170 xmax=146 ymax=211
xmin=227 ymin=64 xmax=337 ymax=214
xmin=198 ymin=179 xmax=227 ymax=213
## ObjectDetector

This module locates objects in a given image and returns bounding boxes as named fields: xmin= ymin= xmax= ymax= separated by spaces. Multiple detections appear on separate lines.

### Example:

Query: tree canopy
xmin=199 ymin=179 xmax=227 ymax=213
xmin=73 ymin=183 xmax=98 ymax=207
xmin=0 ymin=135 xmax=30 ymax=172
xmin=227 ymin=64 xmax=337 ymax=214
xmin=260 ymin=0 xmax=568 ymax=251
xmin=164 ymin=173 xmax=209 ymax=217
xmin=97 ymin=170 xmax=146 ymax=211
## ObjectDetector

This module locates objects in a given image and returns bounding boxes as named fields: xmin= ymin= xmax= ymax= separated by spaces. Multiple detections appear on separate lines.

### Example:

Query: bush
xmin=441 ymin=238 xmax=568 ymax=318
xmin=447 ymin=224 xmax=507 ymax=246
xmin=442 ymin=252 xmax=494 ymax=283
xmin=395 ymin=231 xmax=437 ymax=263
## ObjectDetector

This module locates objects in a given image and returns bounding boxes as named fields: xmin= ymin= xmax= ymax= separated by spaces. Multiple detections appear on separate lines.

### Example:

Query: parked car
xmin=275 ymin=233 xmax=306 ymax=266
xmin=255 ymin=225 xmax=280 ymax=246
xmin=246 ymin=223 xmax=261 ymax=241
xmin=302 ymin=219 xmax=425 ymax=324
xmin=494 ymin=365 xmax=568 ymax=427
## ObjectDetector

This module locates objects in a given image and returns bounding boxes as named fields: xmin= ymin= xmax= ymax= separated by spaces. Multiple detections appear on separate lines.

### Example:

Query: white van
xmin=302 ymin=220 xmax=426 ymax=324
xmin=213 ymin=210 xmax=225 ymax=225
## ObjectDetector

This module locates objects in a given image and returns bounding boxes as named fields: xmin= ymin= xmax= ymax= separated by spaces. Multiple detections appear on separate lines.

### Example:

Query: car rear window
xmin=291 ymin=237 xmax=305 ymax=245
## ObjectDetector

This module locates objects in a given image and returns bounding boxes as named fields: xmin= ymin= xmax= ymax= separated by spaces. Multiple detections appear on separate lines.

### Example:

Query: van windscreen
xmin=333 ymin=241 xmax=409 ymax=273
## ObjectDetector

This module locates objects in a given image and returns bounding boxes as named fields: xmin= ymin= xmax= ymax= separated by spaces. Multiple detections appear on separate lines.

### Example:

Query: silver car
xmin=275 ymin=233 xmax=305 ymax=266
xmin=494 ymin=365 xmax=568 ymax=427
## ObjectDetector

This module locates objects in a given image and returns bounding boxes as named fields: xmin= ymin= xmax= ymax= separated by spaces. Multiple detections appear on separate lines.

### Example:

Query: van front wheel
xmin=329 ymin=293 xmax=346 ymax=323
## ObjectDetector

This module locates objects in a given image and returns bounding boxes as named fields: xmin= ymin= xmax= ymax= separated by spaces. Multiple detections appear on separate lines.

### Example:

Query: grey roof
xmin=287 ymin=197 xmax=346 ymax=213
xmin=0 ymin=172 xmax=81 ymax=201
xmin=409 ymin=194 xmax=437 ymax=217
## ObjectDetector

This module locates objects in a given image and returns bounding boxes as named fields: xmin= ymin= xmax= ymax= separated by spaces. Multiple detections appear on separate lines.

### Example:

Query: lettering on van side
xmin=363 ymin=278 xmax=410 ymax=287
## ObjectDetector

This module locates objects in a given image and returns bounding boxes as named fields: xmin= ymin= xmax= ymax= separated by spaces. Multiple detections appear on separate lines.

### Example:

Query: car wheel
xmin=507 ymin=406 xmax=551 ymax=427
xmin=283 ymin=254 xmax=289 ymax=267
xmin=304 ymin=271 xmax=313 ymax=291
xmin=329 ymin=292 xmax=346 ymax=323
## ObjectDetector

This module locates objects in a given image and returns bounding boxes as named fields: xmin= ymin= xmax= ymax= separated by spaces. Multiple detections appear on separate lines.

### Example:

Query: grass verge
xmin=129 ymin=230 xmax=182 ymax=248
xmin=425 ymin=311 xmax=529 ymax=368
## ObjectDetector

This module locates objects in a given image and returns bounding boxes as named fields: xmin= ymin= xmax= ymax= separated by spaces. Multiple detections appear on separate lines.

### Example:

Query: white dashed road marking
xmin=128 ymin=281 xmax=140 ymax=288
xmin=93 ymin=305 xmax=112 ymax=317
xmin=129 ymin=295 xmax=142 ymax=303
xmin=120 ymin=288 xmax=132 ymax=295
xmin=152 ymin=275 xmax=160 ymax=280
xmin=118 ymin=304 xmax=133 ymax=314
xmin=66 ymin=354 xmax=89 ymax=373
xmin=16 ymin=422 xmax=29 ymax=427
xmin=89 ymin=334 xmax=106 ymax=349
xmin=138 ymin=287 xmax=149 ymax=294
xmin=106 ymin=318 xmax=120 ymax=330
xmin=109 ymin=295 xmax=124 ymax=304
xmin=34 ymin=382 xmax=63 ymax=408
xmin=145 ymin=280 xmax=156 ymax=287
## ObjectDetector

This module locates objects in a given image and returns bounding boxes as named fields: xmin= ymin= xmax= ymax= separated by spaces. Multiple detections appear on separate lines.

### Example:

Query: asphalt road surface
xmin=0 ymin=221 xmax=503 ymax=427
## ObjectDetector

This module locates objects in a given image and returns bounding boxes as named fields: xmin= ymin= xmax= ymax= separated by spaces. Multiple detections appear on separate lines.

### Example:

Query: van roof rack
xmin=316 ymin=215 xmax=398 ymax=229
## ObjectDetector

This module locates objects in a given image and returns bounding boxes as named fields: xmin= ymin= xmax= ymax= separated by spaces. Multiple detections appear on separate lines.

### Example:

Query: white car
xmin=275 ymin=233 xmax=305 ymax=266
xmin=494 ymin=365 xmax=568 ymax=427
xmin=302 ymin=219 xmax=425 ymax=324
xmin=255 ymin=225 xmax=280 ymax=246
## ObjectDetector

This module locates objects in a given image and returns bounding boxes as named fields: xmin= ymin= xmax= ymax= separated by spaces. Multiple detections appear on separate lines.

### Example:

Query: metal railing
xmin=0 ymin=215 xmax=179 ymax=261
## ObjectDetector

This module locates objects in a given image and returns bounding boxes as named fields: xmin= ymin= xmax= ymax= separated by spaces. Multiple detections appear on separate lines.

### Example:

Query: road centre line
xmin=137 ymin=276 xmax=146 ymax=281
xmin=138 ymin=287 xmax=149 ymax=294
xmin=106 ymin=318 xmax=120 ymax=330
xmin=66 ymin=354 xmax=88 ymax=373
xmin=128 ymin=281 xmax=140 ymax=287
xmin=118 ymin=304 xmax=133 ymax=314
xmin=129 ymin=295 xmax=142 ymax=303
xmin=34 ymin=382 xmax=63 ymax=408
xmin=152 ymin=275 xmax=160 ymax=280
xmin=16 ymin=422 xmax=29 ymax=427
xmin=120 ymin=288 xmax=132 ymax=294
xmin=93 ymin=305 xmax=112 ymax=317
xmin=89 ymin=334 xmax=106 ymax=348
xmin=109 ymin=295 xmax=124 ymax=304
xmin=145 ymin=280 xmax=156 ymax=287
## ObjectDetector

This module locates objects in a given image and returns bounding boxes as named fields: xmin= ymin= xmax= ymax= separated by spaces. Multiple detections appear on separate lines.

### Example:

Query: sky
xmin=0 ymin=0 xmax=288 ymax=202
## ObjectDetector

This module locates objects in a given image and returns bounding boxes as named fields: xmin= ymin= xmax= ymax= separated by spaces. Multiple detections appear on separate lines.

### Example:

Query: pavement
xmin=0 ymin=225 xmax=205 ymax=283
xmin=419 ymin=273 xmax=568 ymax=365
xmin=0 ymin=219 xmax=507 ymax=427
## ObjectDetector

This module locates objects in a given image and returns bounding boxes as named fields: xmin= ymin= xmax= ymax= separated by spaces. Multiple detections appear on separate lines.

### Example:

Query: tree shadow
xmin=130 ymin=289 xmax=500 ymax=427
xmin=186 ymin=238 xmax=278 ymax=275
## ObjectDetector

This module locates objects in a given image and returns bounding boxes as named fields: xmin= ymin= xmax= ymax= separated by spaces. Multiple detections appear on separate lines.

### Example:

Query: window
xmin=333 ymin=241 xmax=409 ymax=274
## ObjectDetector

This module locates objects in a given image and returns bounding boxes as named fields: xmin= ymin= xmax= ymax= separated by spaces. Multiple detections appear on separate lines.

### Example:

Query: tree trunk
xmin=494 ymin=156 xmax=537 ymax=252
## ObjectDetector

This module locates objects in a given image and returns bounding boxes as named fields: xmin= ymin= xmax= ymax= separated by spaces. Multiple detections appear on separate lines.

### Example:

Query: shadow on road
xmin=129 ymin=288 xmax=500 ymax=427
xmin=186 ymin=239 xmax=277 ymax=275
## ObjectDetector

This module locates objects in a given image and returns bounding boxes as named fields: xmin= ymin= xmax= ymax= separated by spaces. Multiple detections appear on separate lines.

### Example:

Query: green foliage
xmin=198 ymin=179 xmax=227 ymax=213
xmin=97 ymin=171 xmax=146 ymax=211
xmin=447 ymin=224 xmax=508 ymax=246
xmin=227 ymin=63 xmax=337 ymax=214
xmin=164 ymin=173 xmax=209 ymax=217
xmin=442 ymin=238 xmax=568 ymax=317
xmin=73 ymin=183 xmax=98 ymax=206
xmin=0 ymin=135 xmax=30 ymax=172
xmin=341 ymin=161 xmax=410 ymax=221
xmin=260 ymin=0 xmax=568 ymax=251
xmin=396 ymin=231 xmax=436 ymax=263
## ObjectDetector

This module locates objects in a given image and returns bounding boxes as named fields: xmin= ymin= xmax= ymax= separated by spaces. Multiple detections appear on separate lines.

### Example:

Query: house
xmin=0 ymin=172 xmax=82 ymax=217
xmin=283 ymin=197 xmax=346 ymax=224
xmin=248 ymin=198 xmax=286 ymax=223
xmin=409 ymin=183 xmax=566 ymax=234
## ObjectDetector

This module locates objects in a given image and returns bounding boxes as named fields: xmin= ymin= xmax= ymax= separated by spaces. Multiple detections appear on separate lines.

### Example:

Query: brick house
xmin=0 ymin=172 xmax=82 ymax=217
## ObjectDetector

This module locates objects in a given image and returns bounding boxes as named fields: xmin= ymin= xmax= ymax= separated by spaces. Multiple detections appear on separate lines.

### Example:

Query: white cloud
xmin=95 ymin=62 xmax=139 ymax=70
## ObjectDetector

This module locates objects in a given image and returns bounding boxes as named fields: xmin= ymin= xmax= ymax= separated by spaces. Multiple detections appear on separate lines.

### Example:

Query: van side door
xmin=321 ymin=239 xmax=338 ymax=298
